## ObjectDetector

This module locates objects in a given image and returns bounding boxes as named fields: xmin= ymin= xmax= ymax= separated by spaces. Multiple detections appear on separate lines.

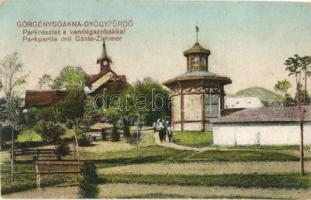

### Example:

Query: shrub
xmin=122 ymin=118 xmax=130 ymax=138
xmin=34 ymin=121 xmax=65 ymax=143
xmin=65 ymin=121 xmax=73 ymax=129
xmin=55 ymin=141 xmax=70 ymax=156
xmin=79 ymin=161 xmax=99 ymax=198
xmin=0 ymin=125 xmax=16 ymax=146
xmin=101 ymin=128 xmax=107 ymax=141
xmin=14 ymin=141 xmax=46 ymax=150
xmin=78 ymin=134 xmax=91 ymax=147
xmin=110 ymin=124 xmax=120 ymax=142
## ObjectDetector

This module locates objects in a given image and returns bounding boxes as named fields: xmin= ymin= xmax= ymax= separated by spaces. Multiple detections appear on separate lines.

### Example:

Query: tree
xmin=102 ymin=78 xmax=170 ymax=139
xmin=34 ymin=121 xmax=65 ymax=143
xmin=133 ymin=77 xmax=170 ymax=125
xmin=294 ymin=83 xmax=310 ymax=105
xmin=83 ymin=96 xmax=101 ymax=127
xmin=284 ymin=54 xmax=311 ymax=176
xmin=27 ymin=66 xmax=87 ymax=162
xmin=38 ymin=74 xmax=53 ymax=89
xmin=52 ymin=66 xmax=86 ymax=90
xmin=274 ymin=79 xmax=295 ymax=106
xmin=0 ymin=52 xmax=29 ymax=100
xmin=51 ymin=66 xmax=87 ymax=163
xmin=0 ymin=52 xmax=28 ymax=182
xmin=0 ymin=52 xmax=28 ymax=127
xmin=55 ymin=141 xmax=70 ymax=158
xmin=59 ymin=88 xmax=86 ymax=163
xmin=274 ymin=79 xmax=291 ymax=96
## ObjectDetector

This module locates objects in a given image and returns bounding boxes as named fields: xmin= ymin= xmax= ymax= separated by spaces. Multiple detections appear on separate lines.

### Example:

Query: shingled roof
xmin=86 ymin=69 xmax=127 ymax=87
xmin=213 ymin=106 xmax=311 ymax=123
xmin=183 ymin=42 xmax=211 ymax=56
xmin=25 ymin=90 xmax=67 ymax=107
xmin=163 ymin=70 xmax=232 ymax=86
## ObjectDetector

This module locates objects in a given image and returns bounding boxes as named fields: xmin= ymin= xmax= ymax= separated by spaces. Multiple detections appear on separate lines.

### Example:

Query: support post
xmin=201 ymin=88 xmax=205 ymax=132
xmin=36 ymin=164 xmax=40 ymax=188
xmin=11 ymin=125 xmax=15 ymax=183
xmin=180 ymin=83 xmax=184 ymax=131
xmin=299 ymin=104 xmax=305 ymax=176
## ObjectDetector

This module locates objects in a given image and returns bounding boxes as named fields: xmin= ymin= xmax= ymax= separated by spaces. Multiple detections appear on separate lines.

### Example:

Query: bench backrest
xmin=35 ymin=160 xmax=84 ymax=173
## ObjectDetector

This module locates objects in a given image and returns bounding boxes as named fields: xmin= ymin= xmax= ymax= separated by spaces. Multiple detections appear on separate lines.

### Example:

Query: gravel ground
xmin=98 ymin=161 xmax=311 ymax=175
xmin=3 ymin=183 xmax=311 ymax=199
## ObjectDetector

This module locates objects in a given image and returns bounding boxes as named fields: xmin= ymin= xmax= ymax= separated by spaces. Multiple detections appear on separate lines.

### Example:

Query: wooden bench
xmin=35 ymin=160 xmax=84 ymax=187
xmin=11 ymin=149 xmax=73 ymax=161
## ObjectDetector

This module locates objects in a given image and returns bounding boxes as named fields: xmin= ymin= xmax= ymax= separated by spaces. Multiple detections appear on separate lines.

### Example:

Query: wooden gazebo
xmin=164 ymin=30 xmax=232 ymax=131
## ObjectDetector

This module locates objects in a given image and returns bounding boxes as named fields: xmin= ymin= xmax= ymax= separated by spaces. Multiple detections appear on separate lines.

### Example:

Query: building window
xmin=205 ymin=94 xmax=220 ymax=118
xmin=200 ymin=56 xmax=207 ymax=66
xmin=192 ymin=56 xmax=200 ymax=66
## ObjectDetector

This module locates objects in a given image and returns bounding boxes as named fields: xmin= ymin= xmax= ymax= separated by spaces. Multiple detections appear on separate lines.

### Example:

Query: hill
xmin=235 ymin=87 xmax=284 ymax=105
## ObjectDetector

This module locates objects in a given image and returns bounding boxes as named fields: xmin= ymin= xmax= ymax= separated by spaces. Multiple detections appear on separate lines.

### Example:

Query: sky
xmin=1 ymin=0 xmax=311 ymax=95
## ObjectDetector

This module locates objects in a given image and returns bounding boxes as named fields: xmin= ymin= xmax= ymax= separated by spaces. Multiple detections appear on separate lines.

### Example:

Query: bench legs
xmin=36 ymin=174 xmax=41 ymax=188
xmin=36 ymin=164 xmax=40 ymax=188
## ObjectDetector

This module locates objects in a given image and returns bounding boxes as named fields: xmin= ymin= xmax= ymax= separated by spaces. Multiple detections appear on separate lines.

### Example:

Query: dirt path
xmin=3 ymin=183 xmax=311 ymax=199
xmin=2 ymin=186 xmax=78 ymax=199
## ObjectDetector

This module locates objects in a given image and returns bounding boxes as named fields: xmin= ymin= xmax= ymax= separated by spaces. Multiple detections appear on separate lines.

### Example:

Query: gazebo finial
xmin=195 ymin=25 xmax=199 ymax=43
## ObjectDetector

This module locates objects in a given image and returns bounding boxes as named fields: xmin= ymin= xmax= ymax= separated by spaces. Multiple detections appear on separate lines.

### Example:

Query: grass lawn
xmin=101 ymin=173 xmax=311 ymax=189
xmin=0 ymin=145 xmax=188 ymax=195
xmin=140 ymin=129 xmax=156 ymax=146
xmin=16 ymin=129 xmax=42 ymax=143
xmin=4 ymin=183 xmax=311 ymax=199
xmin=77 ymin=145 xmax=193 ymax=168
xmin=2 ymin=129 xmax=311 ymax=197
xmin=173 ymin=131 xmax=213 ymax=147
xmin=187 ymin=149 xmax=299 ymax=162
xmin=98 ymin=161 xmax=311 ymax=175
xmin=0 ymin=161 xmax=78 ymax=195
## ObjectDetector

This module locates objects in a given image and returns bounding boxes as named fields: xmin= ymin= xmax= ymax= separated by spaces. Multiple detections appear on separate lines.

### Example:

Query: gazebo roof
xmin=183 ymin=42 xmax=211 ymax=56
xmin=163 ymin=70 xmax=232 ymax=86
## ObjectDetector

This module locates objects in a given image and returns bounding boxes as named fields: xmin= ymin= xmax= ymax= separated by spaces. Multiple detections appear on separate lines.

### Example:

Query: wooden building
xmin=163 ymin=29 xmax=232 ymax=131
xmin=25 ymin=42 xmax=128 ymax=107
xmin=85 ymin=41 xmax=128 ymax=96
xmin=25 ymin=90 xmax=68 ymax=107
xmin=213 ymin=106 xmax=311 ymax=145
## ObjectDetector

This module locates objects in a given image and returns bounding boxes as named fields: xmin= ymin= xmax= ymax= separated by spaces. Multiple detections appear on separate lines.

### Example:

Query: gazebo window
xmin=200 ymin=56 xmax=207 ymax=66
xmin=205 ymin=94 xmax=220 ymax=118
xmin=192 ymin=55 xmax=200 ymax=66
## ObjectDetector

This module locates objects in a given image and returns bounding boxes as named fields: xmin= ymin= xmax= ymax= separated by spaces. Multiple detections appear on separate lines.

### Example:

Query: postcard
xmin=1 ymin=0 xmax=311 ymax=199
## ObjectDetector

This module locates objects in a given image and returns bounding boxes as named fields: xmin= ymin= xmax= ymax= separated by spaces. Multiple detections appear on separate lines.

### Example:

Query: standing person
xmin=152 ymin=121 xmax=157 ymax=133
xmin=156 ymin=119 xmax=161 ymax=131
xmin=162 ymin=119 xmax=168 ymax=142
xmin=157 ymin=120 xmax=164 ymax=142
xmin=167 ymin=123 xmax=173 ymax=143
